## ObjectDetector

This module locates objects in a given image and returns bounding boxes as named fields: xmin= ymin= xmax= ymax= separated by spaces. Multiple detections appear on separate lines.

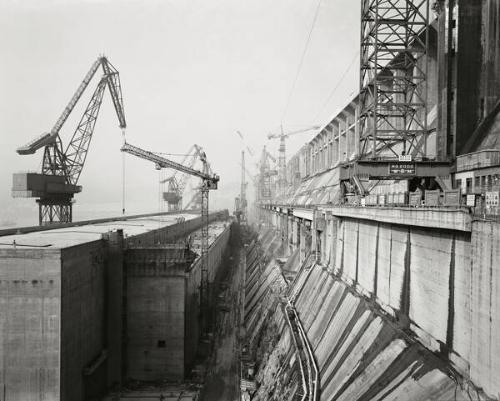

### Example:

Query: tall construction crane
xmin=257 ymin=145 xmax=278 ymax=203
xmin=267 ymin=125 xmax=320 ymax=195
xmin=235 ymin=130 xmax=255 ymax=157
xmin=234 ymin=151 xmax=248 ymax=223
xmin=12 ymin=56 xmax=126 ymax=225
xmin=120 ymin=141 xmax=219 ymax=328
xmin=160 ymin=144 xmax=204 ymax=211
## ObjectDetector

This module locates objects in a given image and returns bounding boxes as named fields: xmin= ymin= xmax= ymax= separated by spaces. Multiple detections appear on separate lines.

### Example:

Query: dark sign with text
xmin=388 ymin=162 xmax=416 ymax=175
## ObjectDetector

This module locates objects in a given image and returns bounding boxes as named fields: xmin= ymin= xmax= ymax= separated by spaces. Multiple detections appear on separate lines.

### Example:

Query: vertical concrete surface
xmin=60 ymin=241 xmax=107 ymax=401
xmin=0 ymin=248 xmax=61 ymax=401
xmin=103 ymin=230 xmax=124 ymax=389
xmin=125 ymin=248 xmax=188 ymax=381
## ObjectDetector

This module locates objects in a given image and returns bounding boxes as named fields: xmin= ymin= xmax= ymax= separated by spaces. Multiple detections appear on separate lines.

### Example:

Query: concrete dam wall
xmin=245 ymin=211 xmax=500 ymax=400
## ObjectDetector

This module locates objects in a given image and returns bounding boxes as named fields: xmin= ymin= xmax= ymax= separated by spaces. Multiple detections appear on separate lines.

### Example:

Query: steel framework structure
xmin=359 ymin=0 xmax=430 ymax=160
xmin=16 ymin=56 xmax=126 ymax=225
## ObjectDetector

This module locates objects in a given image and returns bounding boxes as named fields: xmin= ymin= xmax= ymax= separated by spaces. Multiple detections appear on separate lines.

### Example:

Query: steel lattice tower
xmin=359 ymin=0 xmax=430 ymax=160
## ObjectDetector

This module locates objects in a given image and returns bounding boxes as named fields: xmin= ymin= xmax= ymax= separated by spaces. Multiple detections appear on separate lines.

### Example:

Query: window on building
xmin=466 ymin=178 xmax=472 ymax=193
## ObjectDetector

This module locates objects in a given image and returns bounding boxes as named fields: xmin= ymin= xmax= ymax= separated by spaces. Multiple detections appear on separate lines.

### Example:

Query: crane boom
xmin=121 ymin=142 xmax=217 ymax=182
xmin=16 ymin=58 xmax=104 ymax=156
xmin=52 ymin=58 xmax=103 ymax=136
xmin=267 ymin=125 xmax=320 ymax=140
xmin=120 ymin=141 xmax=218 ymax=334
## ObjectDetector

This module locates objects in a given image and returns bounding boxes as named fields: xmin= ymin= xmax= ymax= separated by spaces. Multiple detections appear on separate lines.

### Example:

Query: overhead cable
xmin=281 ymin=0 xmax=323 ymax=124
xmin=313 ymin=53 xmax=359 ymax=121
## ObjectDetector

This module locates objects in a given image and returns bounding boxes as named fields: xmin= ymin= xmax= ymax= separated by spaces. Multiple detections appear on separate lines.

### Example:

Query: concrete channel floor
xmin=203 ymin=243 xmax=243 ymax=401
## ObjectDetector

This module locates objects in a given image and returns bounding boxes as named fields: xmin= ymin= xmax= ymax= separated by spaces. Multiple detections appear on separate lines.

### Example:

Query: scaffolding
xmin=359 ymin=0 xmax=430 ymax=160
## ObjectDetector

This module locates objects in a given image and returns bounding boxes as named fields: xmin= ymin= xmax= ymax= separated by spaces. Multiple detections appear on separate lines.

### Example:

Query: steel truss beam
xmin=359 ymin=0 xmax=430 ymax=160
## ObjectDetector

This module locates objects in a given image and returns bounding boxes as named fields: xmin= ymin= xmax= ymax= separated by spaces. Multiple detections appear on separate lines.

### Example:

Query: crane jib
xmin=120 ymin=142 xmax=219 ymax=187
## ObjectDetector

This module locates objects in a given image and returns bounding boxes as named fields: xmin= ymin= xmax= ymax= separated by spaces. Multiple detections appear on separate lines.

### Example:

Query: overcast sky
xmin=0 ymin=0 xmax=359 ymax=225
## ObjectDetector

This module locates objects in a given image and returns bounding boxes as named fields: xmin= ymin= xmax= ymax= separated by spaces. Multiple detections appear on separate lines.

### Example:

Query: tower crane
xmin=267 ymin=125 xmax=320 ymax=195
xmin=257 ymin=146 xmax=278 ymax=204
xmin=235 ymin=151 xmax=248 ymax=223
xmin=12 ymin=56 xmax=126 ymax=225
xmin=160 ymin=144 xmax=204 ymax=211
xmin=120 ymin=141 xmax=219 ymax=328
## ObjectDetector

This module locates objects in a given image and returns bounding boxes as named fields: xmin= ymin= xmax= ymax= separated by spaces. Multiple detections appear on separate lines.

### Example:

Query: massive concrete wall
xmin=292 ymin=263 xmax=485 ymax=400
xmin=184 ymin=222 xmax=231 ymax=368
xmin=467 ymin=221 xmax=500 ymax=397
xmin=125 ymin=248 xmax=188 ymax=381
xmin=315 ymin=215 xmax=500 ymax=398
xmin=0 ymin=211 xmax=230 ymax=401
xmin=60 ymin=240 xmax=108 ymax=401
xmin=125 ymin=211 xmax=228 ymax=248
xmin=257 ymin=207 xmax=500 ymax=399
xmin=0 ymin=248 xmax=61 ymax=401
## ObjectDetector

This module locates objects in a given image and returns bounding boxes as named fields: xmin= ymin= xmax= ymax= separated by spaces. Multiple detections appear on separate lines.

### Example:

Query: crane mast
xmin=235 ymin=150 xmax=248 ymax=223
xmin=13 ymin=56 xmax=126 ymax=225
xmin=121 ymin=142 xmax=219 ymax=331
xmin=267 ymin=125 xmax=320 ymax=196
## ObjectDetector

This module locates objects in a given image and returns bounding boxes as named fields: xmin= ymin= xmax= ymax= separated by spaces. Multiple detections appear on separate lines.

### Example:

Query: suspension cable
xmin=281 ymin=0 xmax=323 ymax=124
xmin=122 ymin=130 xmax=126 ymax=215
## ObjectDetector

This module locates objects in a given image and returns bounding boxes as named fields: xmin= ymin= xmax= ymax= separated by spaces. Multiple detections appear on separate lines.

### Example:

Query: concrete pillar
xmin=331 ymin=122 xmax=337 ymax=165
xmin=328 ymin=126 xmax=334 ymax=167
xmin=343 ymin=116 xmax=349 ymax=162
xmin=354 ymin=106 xmax=360 ymax=158
xmin=338 ymin=118 xmax=344 ymax=163
xmin=311 ymin=215 xmax=317 ymax=261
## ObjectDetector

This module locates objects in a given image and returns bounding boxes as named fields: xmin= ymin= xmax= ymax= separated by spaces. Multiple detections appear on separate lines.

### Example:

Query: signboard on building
xmin=486 ymin=191 xmax=500 ymax=207
xmin=425 ymin=190 xmax=440 ymax=206
xmin=443 ymin=190 xmax=461 ymax=206
xmin=315 ymin=217 xmax=326 ymax=231
xmin=409 ymin=192 xmax=421 ymax=206
xmin=399 ymin=154 xmax=412 ymax=162
xmin=466 ymin=194 xmax=476 ymax=207
xmin=389 ymin=162 xmax=416 ymax=175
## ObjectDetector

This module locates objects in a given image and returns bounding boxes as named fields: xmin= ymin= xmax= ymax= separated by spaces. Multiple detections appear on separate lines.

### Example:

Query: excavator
xmin=12 ymin=56 xmax=126 ymax=225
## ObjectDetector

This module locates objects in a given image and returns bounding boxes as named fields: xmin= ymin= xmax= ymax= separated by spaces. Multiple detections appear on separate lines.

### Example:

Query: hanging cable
xmin=158 ymin=169 xmax=162 ymax=223
xmin=281 ymin=0 xmax=323 ymax=124
xmin=121 ymin=130 xmax=126 ymax=215
xmin=313 ymin=52 xmax=359 ymax=121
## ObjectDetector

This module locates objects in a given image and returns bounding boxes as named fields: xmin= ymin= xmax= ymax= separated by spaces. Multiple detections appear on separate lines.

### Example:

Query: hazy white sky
xmin=0 ymin=0 xmax=359 ymax=224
